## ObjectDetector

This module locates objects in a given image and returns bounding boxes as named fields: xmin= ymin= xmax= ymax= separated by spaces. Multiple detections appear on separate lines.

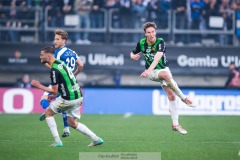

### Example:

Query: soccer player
xmin=39 ymin=29 xmax=84 ymax=138
xmin=130 ymin=22 xmax=197 ymax=135
xmin=31 ymin=46 xmax=103 ymax=147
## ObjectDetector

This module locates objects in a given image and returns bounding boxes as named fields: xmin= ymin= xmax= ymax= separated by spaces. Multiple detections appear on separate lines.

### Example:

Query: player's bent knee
xmin=158 ymin=71 xmax=170 ymax=81
xmin=40 ymin=99 xmax=50 ymax=109
xmin=45 ymin=107 xmax=55 ymax=118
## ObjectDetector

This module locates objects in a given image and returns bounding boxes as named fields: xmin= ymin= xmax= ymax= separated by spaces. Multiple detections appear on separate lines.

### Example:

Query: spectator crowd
xmin=0 ymin=0 xmax=240 ymax=45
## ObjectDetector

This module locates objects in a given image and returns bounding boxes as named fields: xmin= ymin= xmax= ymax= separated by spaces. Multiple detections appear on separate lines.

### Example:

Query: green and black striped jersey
xmin=132 ymin=37 xmax=168 ymax=69
xmin=50 ymin=59 xmax=82 ymax=100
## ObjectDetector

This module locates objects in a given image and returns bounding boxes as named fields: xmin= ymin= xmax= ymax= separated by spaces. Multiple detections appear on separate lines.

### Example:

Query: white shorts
xmin=43 ymin=85 xmax=52 ymax=96
xmin=147 ymin=67 xmax=172 ymax=87
xmin=50 ymin=96 xmax=83 ymax=119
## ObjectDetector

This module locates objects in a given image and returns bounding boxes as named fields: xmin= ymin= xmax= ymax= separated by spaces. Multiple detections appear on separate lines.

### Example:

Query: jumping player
xmin=130 ymin=22 xmax=197 ymax=135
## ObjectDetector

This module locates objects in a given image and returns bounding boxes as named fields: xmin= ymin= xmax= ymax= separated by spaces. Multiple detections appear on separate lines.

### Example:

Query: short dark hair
xmin=143 ymin=22 xmax=157 ymax=32
xmin=41 ymin=46 xmax=55 ymax=55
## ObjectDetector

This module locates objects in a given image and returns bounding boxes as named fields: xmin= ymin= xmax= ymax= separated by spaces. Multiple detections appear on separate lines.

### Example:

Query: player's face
xmin=54 ymin=35 xmax=66 ymax=49
xmin=40 ymin=51 xmax=49 ymax=64
xmin=145 ymin=27 xmax=156 ymax=43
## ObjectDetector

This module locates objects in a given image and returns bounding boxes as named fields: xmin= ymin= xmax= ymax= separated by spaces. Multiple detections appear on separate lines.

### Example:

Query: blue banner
xmin=83 ymin=88 xmax=153 ymax=114
xmin=83 ymin=88 xmax=240 ymax=115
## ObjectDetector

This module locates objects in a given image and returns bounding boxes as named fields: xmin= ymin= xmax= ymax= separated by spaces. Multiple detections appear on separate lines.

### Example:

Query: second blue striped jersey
xmin=54 ymin=46 xmax=80 ymax=72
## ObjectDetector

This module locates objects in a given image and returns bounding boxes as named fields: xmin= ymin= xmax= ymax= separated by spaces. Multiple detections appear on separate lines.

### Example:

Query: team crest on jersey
xmin=58 ymin=64 xmax=63 ymax=69
xmin=146 ymin=49 xmax=151 ymax=52
xmin=152 ymin=47 xmax=155 ymax=51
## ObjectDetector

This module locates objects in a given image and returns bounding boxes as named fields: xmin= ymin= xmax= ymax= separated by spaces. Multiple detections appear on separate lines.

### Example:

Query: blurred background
xmin=0 ymin=0 xmax=239 ymax=115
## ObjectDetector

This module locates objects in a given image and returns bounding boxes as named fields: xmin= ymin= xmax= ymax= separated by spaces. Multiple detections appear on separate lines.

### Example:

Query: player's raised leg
xmin=39 ymin=94 xmax=50 ymax=121
xmin=40 ymin=94 xmax=50 ymax=110
xmin=158 ymin=69 xmax=197 ymax=108
xmin=167 ymin=79 xmax=196 ymax=107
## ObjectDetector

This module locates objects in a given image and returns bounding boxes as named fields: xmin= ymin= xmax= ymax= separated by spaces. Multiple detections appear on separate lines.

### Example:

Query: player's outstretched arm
xmin=31 ymin=79 xmax=58 ymax=95
xmin=140 ymin=52 xmax=163 ymax=77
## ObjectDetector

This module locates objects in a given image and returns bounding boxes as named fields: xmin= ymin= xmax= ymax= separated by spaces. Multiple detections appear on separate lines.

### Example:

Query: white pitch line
xmin=0 ymin=139 xmax=240 ymax=144
xmin=0 ymin=140 xmax=84 ymax=143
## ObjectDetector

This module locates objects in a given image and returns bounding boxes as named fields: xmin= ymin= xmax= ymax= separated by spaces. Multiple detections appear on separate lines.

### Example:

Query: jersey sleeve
xmin=132 ymin=41 xmax=141 ymax=54
xmin=74 ymin=51 xmax=80 ymax=60
xmin=50 ymin=68 xmax=60 ymax=85
xmin=157 ymin=40 xmax=166 ymax=53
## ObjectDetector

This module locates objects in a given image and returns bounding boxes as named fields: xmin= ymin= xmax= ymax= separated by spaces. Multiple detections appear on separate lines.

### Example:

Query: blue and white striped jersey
xmin=54 ymin=46 xmax=79 ymax=72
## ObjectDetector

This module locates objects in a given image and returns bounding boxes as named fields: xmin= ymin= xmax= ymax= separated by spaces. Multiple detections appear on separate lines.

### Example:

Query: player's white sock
xmin=167 ymin=79 xmax=185 ymax=100
xmin=169 ymin=100 xmax=179 ymax=126
xmin=76 ymin=123 xmax=98 ymax=141
xmin=63 ymin=127 xmax=70 ymax=133
xmin=46 ymin=117 xmax=61 ymax=142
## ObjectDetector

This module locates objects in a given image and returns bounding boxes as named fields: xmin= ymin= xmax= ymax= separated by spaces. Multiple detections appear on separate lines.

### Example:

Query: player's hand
xmin=31 ymin=79 xmax=41 ymax=88
xmin=140 ymin=70 xmax=150 ymax=77
xmin=131 ymin=53 xmax=140 ymax=60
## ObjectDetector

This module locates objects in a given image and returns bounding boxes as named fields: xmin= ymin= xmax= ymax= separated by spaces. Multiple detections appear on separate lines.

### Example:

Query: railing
xmin=0 ymin=6 xmax=41 ymax=43
xmin=43 ymin=8 xmax=108 ymax=34
xmin=172 ymin=10 xmax=237 ymax=46
xmin=0 ymin=7 xmax=238 ymax=46
xmin=108 ymin=9 xmax=171 ymax=34
xmin=107 ymin=9 xmax=172 ymax=44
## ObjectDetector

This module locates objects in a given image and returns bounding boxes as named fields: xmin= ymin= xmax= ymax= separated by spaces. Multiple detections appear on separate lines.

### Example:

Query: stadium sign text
xmin=152 ymin=90 xmax=240 ymax=115
xmin=8 ymin=57 xmax=28 ymax=64
xmin=78 ymin=53 xmax=124 ymax=66
xmin=177 ymin=55 xmax=240 ymax=67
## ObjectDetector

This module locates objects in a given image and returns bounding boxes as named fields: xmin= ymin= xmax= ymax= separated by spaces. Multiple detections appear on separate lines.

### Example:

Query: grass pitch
xmin=0 ymin=114 xmax=240 ymax=160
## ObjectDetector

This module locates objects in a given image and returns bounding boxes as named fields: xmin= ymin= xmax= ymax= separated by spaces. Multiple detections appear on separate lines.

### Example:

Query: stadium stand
xmin=0 ymin=0 xmax=239 ymax=88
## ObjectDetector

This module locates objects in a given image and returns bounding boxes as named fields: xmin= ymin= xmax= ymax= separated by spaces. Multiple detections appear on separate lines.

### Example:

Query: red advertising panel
xmin=0 ymin=88 xmax=44 ymax=113
xmin=0 ymin=88 xmax=84 ymax=114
